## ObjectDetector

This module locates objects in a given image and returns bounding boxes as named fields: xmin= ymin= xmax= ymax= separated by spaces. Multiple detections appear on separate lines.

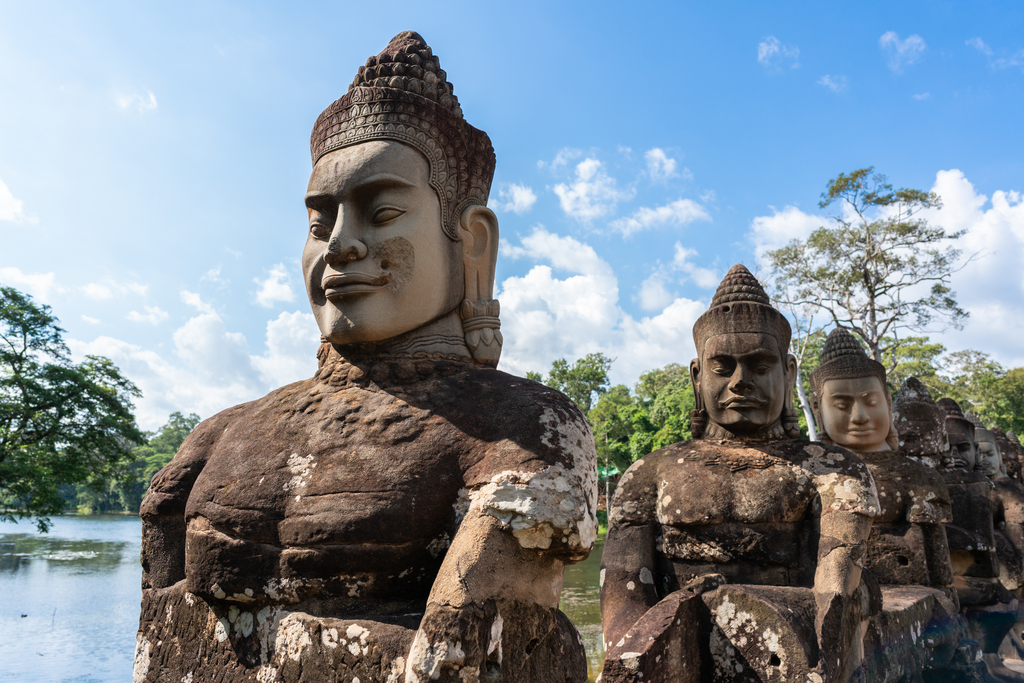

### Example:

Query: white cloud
xmin=81 ymin=315 xmax=100 ymax=325
xmin=181 ymin=290 xmax=215 ymax=314
xmin=493 ymin=183 xmax=538 ymax=215
xmin=610 ymin=198 xmax=711 ymax=237
xmin=0 ymin=179 xmax=36 ymax=224
xmin=127 ymin=306 xmax=169 ymax=325
xmin=918 ymin=170 xmax=1024 ymax=367
xmin=879 ymin=32 xmax=927 ymax=72
xmin=967 ymin=37 xmax=993 ymax=57
xmin=913 ymin=92 xmax=931 ymax=101
xmin=644 ymin=148 xmax=678 ymax=181
xmin=553 ymin=158 xmax=634 ymax=223
xmin=250 ymin=311 xmax=321 ymax=388
xmin=254 ymin=263 xmax=295 ymax=308
xmin=81 ymin=279 xmax=147 ymax=300
xmin=115 ymin=91 xmax=158 ymax=112
xmin=0 ymin=267 xmax=61 ymax=302
xmin=538 ymin=147 xmax=581 ymax=171
xmin=758 ymin=36 xmax=800 ymax=71
xmin=748 ymin=205 xmax=825 ymax=261
xmin=636 ymin=271 xmax=674 ymax=312
xmin=818 ymin=74 xmax=848 ymax=93
xmin=497 ymin=226 xmax=705 ymax=386
xmin=673 ymin=245 xmax=720 ymax=289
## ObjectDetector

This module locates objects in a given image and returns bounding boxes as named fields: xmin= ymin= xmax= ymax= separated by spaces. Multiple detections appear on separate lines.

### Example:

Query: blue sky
xmin=2 ymin=1 xmax=1023 ymax=429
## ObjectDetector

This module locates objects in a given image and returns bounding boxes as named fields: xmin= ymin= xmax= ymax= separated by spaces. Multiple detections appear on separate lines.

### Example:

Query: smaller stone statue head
xmin=966 ymin=413 xmax=1002 ymax=477
xmin=304 ymin=31 xmax=502 ymax=365
xmin=809 ymin=327 xmax=898 ymax=453
xmin=892 ymin=377 xmax=950 ymax=469
xmin=938 ymin=398 xmax=977 ymax=471
xmin=1010 ymin=432 xmax=1024 ymax=477
xmin=689 ymin=264 xmax=799 ymax=440
xmin=993 ymin=427 xmax=1020 ymax=480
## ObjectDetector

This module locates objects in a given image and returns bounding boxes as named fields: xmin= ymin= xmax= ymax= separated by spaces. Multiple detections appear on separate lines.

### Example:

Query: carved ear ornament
xmin=460 ymin=298 xmax=502 ymax=367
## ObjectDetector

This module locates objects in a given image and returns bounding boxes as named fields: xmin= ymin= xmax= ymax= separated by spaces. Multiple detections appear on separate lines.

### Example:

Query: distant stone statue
xmin=600 ymin=265 xmax=879 ymax=683
xmin=994 ymin=428 xmax=1023 ymax=483
xmin=810 ymin=336 xmax=963 ymax=679
xmin=134 ymin=31 xmax=597 ymax=683
xmin=937 ymin=400 xmax=1018 ymax=668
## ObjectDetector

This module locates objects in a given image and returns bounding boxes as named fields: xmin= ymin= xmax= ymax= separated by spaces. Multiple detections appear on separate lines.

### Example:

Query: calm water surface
xmin=0 ymin=516 xmax=605 ymax=682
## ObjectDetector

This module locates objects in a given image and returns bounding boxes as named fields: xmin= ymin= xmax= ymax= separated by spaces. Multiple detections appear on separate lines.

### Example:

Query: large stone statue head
xmin=303 ymin=31 xmax=502 ymax=365
xmin=810 ymin=327 xmax=899 ymax=453
xmin=689 ymin=264 xmax=799 ymax=440
xmin=993 ymin=427 xmax=1021 ymax=480
xmin=892 ymin=377 xmax=950 ymax=469
xmin=966 ymin=413 xmax=1002 ymax=477
xmin=938 ymin=398 xmax=977 ymax=471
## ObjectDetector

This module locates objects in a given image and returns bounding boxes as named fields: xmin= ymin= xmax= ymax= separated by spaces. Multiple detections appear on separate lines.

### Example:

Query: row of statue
xmin=130 ymin=31 xmax=1023 ymax=683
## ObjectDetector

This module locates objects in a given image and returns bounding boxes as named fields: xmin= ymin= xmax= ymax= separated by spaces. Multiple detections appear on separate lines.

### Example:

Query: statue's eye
xmin=754 ymin=365 xmax=771 ymax=375
xmin=833 ymin=400 xmax=850 ymax=411
xmin=309 ymin=219 xmax=332 ymax=240
xmin=373 ymin=207 xmax=405 ymax=224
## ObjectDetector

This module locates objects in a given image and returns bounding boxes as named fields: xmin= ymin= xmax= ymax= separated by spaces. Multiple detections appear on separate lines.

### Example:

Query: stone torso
xmin=611 ymin=439 xmax=878 ymax=592
xmin=143 ymin=348 xmax=597 ymax=613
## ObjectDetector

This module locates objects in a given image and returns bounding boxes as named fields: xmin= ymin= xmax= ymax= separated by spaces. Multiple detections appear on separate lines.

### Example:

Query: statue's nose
xmin=325 ymin=212 xmax=368 ymax=264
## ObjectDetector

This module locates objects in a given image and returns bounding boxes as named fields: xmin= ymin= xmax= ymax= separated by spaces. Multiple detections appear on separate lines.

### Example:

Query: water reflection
xmin=0 ymin=515 xmax=142 ymax=683
xmin=562 ymin=539 xmax=605 ymax=681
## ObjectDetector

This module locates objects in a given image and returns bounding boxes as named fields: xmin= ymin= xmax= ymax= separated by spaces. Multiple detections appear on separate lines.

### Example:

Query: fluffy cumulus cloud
xmin=115 ymin=90 xmax=158 ymax=112
xmin=758 ymin=36 xmax=800 ymax=71
xmin=68 ymin=303 xmax=320 ymax=431
xmin=254 ymin=263 xmax=295 ymax=308
xmin=497 ymin=226 xmax=705 ymax=387
xmin=818 ymin=75 xmax=848 ymax=93
xmin=493 ymin=183 xmax=537 ymax=215
xmin=644 ymin=148 xmax=684 ymax=182
xmin=553 ymin=158 xmax=634 ymax=223
xmin=879 ymin=32 xmax=927 ymax=72
xmin=635 ymin=245 xmax=719 ymax=312
xmin=748 ymin=205 xmax=826 ymax=261
xmin=0 ymin=179 xmax=36 ymax=223
xmin=610 ymin=199 xmax=711 ymax=237
xmin=0 ymin=266 xmax=61 ymax=302
xmin=920 ymin=170 xmax=1024 ymax=366
xmin=127 ymin=306 xmax=169 ymax=325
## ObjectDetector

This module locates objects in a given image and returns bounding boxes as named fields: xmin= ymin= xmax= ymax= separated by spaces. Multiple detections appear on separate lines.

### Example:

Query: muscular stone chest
xmin=183 ymin=383 xmax=470 ymax=606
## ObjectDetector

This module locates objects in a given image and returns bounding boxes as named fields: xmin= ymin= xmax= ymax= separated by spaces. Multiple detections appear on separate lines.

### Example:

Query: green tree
xmin=533 ymin=353 xmax=613 ymax=412
xmin=0 ymin=286 xmax=144 ymax=530
xmin=768 ymin=167 xmax=969 ymax=367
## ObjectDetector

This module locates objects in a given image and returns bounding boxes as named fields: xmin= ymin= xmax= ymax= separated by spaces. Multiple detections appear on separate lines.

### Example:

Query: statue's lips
xmin=322 ymin=272 xmax=389 ymax=298
xmin=720 ymin=397 xmax=766 ymax=409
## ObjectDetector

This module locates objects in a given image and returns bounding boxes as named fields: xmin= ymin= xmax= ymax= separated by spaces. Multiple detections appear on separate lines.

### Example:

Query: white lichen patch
xmin=132 ymin=635 xmax=151 ymax=683
xmin=165 ymin=604 xmax=173 ymax=623
xmin=487 ymin=613 xmax=503 ymax=663
xmin=462 ymin=462 xmax=597 ymax=554
xmin=256 ymin=665 xmax=278 ymax=683
xmin=264 ymin=576 xmax=323 ymax=603
xmin=426 ymin=533 xmax=451 ymax=558
xmin=274 ymin=615 xmax=313 ymax=662
xmin=215 ymin=618 xmax=230 ymax=643
xmin=283 ymin=452 xmax=316 ymax=492
xmin=405 ymin=629 xmax=467 ymax=682
xmin=810 ymin=472 xmax=880 ymax=517
xmin=236 ymin=611 xmax=254 ymax=637
xmin=639 ymin=567 xmax=654 ymax=585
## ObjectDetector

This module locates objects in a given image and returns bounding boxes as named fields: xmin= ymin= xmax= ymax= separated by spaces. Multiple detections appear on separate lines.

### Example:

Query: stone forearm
xmin=599 ymin=523 xmax=660 ymax=651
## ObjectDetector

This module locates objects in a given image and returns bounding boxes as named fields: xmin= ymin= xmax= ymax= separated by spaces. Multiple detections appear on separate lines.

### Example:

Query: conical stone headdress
xmin=310 ymin=31 xmax=495 ymax=241
xmin=692 ymin=265 xmax=791 ymax=356
xmin=892 ymin=377 xmax=949 ymax=457
xmin=938 ymin=398 xmax=975 ymax=440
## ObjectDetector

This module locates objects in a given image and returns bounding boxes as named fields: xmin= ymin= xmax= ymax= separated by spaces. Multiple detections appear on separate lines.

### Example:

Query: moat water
xmin=0 ymin=516 xmax=605 ymax=682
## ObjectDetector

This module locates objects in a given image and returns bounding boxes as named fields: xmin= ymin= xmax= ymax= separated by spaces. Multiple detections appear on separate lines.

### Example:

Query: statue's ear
xmin=458 ymin=205 xmax=499 ymax=303
xmin=689 ymin=358 xmax=702 ymax=409
xmin=457 ymin=205 xmax=502 ymax=367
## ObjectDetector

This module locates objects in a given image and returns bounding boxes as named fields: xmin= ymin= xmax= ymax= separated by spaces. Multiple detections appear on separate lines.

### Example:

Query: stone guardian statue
xmin=600 ymin=265 xmax=879 ymax=683
xmin=134 ymin=31 xmax=597 ymax=683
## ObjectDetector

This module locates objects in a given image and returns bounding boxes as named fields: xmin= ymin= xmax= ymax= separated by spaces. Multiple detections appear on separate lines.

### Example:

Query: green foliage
xmin=0 ymin=286 xmax=145 ymax=530
xmin=768 ymin=167 xmax=968 ymax=366
xmin=532 ymin=353 xmax=613 ymax=412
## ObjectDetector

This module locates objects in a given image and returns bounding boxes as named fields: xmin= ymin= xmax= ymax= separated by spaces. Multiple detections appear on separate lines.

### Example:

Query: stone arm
xmin=403 ymin=508 xmax=567 ymax=682
xmin=599 ymin=521 xmax=661 ymax=652
xmin=813 ymin=507 xmax=873 ymax=683
xmin=138 ymin=405 xmax=245 ymax=589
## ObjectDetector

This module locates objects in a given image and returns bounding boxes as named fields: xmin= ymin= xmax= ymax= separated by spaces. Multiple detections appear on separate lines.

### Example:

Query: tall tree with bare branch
xmin=766 ymin=167 xmax=969 ymax=370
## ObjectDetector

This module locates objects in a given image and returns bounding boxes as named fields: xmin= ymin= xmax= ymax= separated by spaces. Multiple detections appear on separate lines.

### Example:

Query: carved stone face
xmin=819 ymin=376 xmax=892 ymax=453
xmin=975 ymin=432 xmax=1002 ymax=477
xmin=698 ymin=332 xmax=789 ymax=434
xmin=946 ymin=423 xmax=977 ymax=471
xmin=303 ymin=141 xmax=463 ymax=345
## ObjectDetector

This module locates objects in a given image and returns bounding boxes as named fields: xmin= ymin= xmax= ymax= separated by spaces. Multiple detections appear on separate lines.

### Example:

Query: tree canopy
xmin=0 ymin=286 xmax=144 ymax=530
xmin=529 ymin=352 xmax=613 ymax=412
xmin=768 ymin=167 xmax=969 ymax=367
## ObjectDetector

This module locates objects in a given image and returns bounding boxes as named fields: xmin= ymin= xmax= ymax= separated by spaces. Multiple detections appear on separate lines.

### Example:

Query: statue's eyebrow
xmin=305 ymin=174 xmax=419 ymax=210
